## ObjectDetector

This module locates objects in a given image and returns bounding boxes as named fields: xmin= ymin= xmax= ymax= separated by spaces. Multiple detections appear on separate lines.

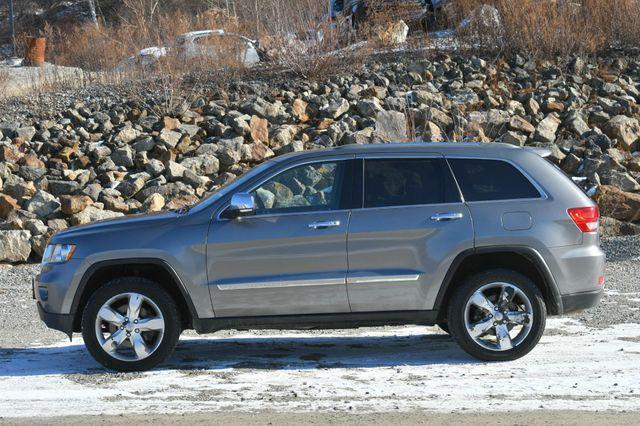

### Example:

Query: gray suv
xmin=35 ymin=143 xmax=605 ymax=371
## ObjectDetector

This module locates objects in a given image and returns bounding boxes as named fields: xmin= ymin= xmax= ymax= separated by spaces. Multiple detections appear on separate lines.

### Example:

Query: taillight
xmin=567 ymin=206 xmax=600 ymax=233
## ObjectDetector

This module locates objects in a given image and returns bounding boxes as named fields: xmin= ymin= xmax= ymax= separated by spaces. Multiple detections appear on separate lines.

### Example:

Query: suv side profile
xmin=35 ymin=143 xmax=605 ymax=371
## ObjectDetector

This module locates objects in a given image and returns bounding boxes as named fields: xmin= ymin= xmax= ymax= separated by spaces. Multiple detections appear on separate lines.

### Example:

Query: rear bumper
xmin=37 ymin=302 xmax=73 ymax=338
xmin=561 ymin=289 xmax=604 ymax=314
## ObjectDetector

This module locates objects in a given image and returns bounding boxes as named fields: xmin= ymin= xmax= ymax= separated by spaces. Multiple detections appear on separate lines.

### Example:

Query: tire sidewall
xmin=81 ymin=278 xmax=180 ymax=372
xmin=448 ymin=270 xmax=547 ymax=362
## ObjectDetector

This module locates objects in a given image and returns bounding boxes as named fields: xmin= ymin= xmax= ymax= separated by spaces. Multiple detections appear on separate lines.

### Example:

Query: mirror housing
xmin=224 ymin=192 xmax=256 ymax=219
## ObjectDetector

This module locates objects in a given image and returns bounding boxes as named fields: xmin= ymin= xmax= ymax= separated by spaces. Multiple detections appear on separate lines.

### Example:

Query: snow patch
xmin=1 ymin=319 xmax=639 ymax=417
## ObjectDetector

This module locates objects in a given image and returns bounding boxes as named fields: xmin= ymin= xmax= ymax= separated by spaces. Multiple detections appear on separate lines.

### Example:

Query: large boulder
xmin=0 ymin=230 xmax=32 ymax=263
xmin=25 ymin=190 xmax=61 ymax=219
xmin=604 ymin=116 xmax=640 ymax=151
xmin=60 ymin=195 xmax=93 ymax=215
xmin=376 ymin=110 xmax=407 ymax=141
xmin=535 ymin=114 xmax=561 ymax=144
xmin=594 ymin=185 xmax=640 ymax=222
xmin=71 ymin=206 xmax=124 ymax=226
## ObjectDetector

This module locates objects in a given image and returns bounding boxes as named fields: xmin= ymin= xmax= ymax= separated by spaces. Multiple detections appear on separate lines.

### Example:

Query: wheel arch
xmin=70 ymin=258 xmax=198 ymax=332
xmin=435 ymin=246 xmax=563 ymax=320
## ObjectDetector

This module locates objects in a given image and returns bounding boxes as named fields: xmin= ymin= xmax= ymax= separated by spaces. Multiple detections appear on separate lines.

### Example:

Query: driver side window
xmin=250 ymin=161 xmax=344 ymax=215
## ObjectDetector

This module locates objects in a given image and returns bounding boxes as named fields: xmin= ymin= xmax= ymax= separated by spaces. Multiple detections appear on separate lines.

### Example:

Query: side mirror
xmin=224 ymin=192 xmax=256 ymax=219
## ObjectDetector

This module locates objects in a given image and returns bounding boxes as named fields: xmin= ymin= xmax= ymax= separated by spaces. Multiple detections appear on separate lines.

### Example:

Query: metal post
xmin=8 ymin=0 xmax=16 ymax=58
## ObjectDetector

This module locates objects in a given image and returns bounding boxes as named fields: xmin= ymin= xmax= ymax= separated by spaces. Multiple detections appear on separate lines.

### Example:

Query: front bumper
xmin=561 ymin=288 xmax=604 ymax=314
xmin=37 ymin=302 xmax=73 ymax=338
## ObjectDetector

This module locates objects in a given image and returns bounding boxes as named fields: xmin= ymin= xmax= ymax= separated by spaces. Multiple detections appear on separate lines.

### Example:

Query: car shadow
xmin=0 ymin=332 xmax=480 ymax=377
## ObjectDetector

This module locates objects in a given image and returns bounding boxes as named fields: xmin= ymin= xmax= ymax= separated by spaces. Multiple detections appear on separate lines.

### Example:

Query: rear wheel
xmin=81 ymin=277 xmax=180 ymax=372
xmin=447 ymin=270 xmax=546 ymax=361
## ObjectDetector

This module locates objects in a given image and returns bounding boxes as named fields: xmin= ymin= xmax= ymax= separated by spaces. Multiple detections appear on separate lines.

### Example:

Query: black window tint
xmin=448 ymin=159 xmax=541 ymax=202
xmin=364 ymin=158 xmax=458 ymax=208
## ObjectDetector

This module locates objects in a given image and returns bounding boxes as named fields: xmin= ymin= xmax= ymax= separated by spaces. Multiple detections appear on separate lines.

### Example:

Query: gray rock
xmin=357 ymin=98 xmax=383 ymax=118
xmin=17 ymin=166 xmax=47 ymax=182
xmin=48 ymin=180 xmax=81 ymax=196
xmin=111 ymin=146 xmax=134 ymax=167
xmin=166 ymin=161 xmax=187 ymax=181
xmin=132 ymin=136 xmax=155 ymax=152
xmin=71 ymin=206 xmax=124 ymax=225
xmin=565 ymin=112 xmax=590 ymax=136
xmin=535 ymin=114 xmax=561 ymax=143
xmin=218 ymin=146 xmax=241 ymax=166
xmin=145 ymin=159 xmax=165 ymax=176
xmin=158 ymin=129 xmax=182 ymax=149
xmin=448 ymin=88 xmax=479 ymax=104
xmin=604 ymin=170 xmax=640 ymax=192
xmin=326 ymin=98 xmax=350 ymax=119
xmin=0 ymin=230 xmax=32 ymax=262
xmin=16 ymin=126 xmax=37 ymax=141
xmin=180 ymin=155 xmax=220 ymax=176
xmin=25 ymin=190 xmax=60 ymax=218
xmin=24 ymin=218 xmax=48 ymax=236
xmin=375 ymin=110 xmax=407 ymax=141
xmin=114 ymin=126 xmax=139 ymax=144
xmin=502 ymin=131 xmax=527 ymax=146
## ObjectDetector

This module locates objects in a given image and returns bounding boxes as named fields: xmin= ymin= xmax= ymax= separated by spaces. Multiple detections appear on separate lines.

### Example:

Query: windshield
xmin=190 ymin=159 xmax=277 ymax=212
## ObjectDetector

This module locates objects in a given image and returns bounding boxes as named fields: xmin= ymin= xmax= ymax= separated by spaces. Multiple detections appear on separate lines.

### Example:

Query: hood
xmin=51 ymin=211 xmax=179 ymax=243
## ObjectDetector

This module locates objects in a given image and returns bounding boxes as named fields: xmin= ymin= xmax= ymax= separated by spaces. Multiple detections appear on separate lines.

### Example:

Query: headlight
xmin=42 ymin=244 xmax=76 ymax=264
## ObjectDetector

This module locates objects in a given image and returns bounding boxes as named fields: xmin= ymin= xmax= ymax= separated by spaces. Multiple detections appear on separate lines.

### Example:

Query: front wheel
xmin=447 ymin=270 xmax=546 ymax=361
xmin=81 ymin=278 xmax=181 ymax=372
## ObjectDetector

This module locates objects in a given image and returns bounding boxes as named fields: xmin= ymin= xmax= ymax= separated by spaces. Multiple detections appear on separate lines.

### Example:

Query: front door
xmin=207 ymin=160 xmax=351 ymax=317
xmin=346 ymin=156 xmax=474 ymax=312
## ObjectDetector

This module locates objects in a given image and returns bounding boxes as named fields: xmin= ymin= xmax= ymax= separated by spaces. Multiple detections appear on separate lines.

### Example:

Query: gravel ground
xmin=0 ymin=236 xmax=638 ymax=349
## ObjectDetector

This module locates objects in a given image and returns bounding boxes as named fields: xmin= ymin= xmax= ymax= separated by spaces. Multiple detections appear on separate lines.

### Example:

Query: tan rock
xmin=604 ymin=115 xmax=640 ymax=151
xmin=60 ymin=195 xmax=93 ymax=215
xmin=594 ymin=185 xmax=640 ymax=222
xmin=142 ymin=193 xmax=165 ymax=212
xmin=250 ymin=115 xmax=269 ymax=144
xmin=0 ymin=194 xmax=20 ymax=219
xmin=163 ymin=116 xmax=181 ymax=130
xmin=18 ymin=154 xmax=45 ymax=169
xmin=292 ymin=99 xmax=309 ymax=122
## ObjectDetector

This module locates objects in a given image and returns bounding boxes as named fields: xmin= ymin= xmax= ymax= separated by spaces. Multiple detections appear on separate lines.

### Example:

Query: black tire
xmin=81 ymin=277 xmax=181 ymax=372
xmin=447 ymin=269 xmax=546 ymax=362
xmin=437 ymin=321 xmax=450 ymax=334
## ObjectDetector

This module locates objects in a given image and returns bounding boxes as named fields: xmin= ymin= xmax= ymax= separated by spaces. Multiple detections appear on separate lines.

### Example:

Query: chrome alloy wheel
xmin=94 ymin=292 xmax=165 ymax=362
xmin=463 ymin=282 xmax=533 ymax=351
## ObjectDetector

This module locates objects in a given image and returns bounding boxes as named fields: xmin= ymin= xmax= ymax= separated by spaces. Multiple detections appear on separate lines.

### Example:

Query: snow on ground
xmin=1 ymin=318 xmax=639 ymax=418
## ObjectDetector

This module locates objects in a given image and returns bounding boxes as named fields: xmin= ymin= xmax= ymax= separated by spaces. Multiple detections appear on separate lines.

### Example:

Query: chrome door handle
xmin=430 ymin=212 xmax=464 ymax=222
xmin=308 ymin=220 xmax=341 ymax=229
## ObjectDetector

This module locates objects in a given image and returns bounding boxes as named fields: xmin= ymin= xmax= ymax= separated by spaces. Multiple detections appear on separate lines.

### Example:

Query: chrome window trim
xmin=445 ymin=156 xmax=549 ymax=202
xmin=225 ymin=208 xmax=351 ymax=221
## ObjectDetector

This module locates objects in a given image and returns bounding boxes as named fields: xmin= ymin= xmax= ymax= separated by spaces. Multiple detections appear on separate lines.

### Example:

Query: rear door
xmin=346 ymin=156 xmax=474 ymax=312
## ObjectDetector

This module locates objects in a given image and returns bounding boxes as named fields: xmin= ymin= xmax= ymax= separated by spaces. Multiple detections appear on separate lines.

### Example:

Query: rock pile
xmin=1 ymin=52 xmax=640 ymax=262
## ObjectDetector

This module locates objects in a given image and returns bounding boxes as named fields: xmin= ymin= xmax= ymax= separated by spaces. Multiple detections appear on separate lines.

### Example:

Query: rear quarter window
xmin=448 ymin=159 xmax=541 ymax=202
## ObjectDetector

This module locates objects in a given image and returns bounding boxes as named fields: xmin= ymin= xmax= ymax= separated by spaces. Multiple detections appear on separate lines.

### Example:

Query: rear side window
xmin=363 ymin=158 xmax=459 ymax=208
xmin=448 ymin=159 xmax=541 ymax=202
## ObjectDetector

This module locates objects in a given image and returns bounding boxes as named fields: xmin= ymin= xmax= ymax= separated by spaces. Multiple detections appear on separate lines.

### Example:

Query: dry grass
xmin=0 ymin=67 xmax=9 ymax=93
xmin=451 ymin=0 xmax=640 ymax=58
